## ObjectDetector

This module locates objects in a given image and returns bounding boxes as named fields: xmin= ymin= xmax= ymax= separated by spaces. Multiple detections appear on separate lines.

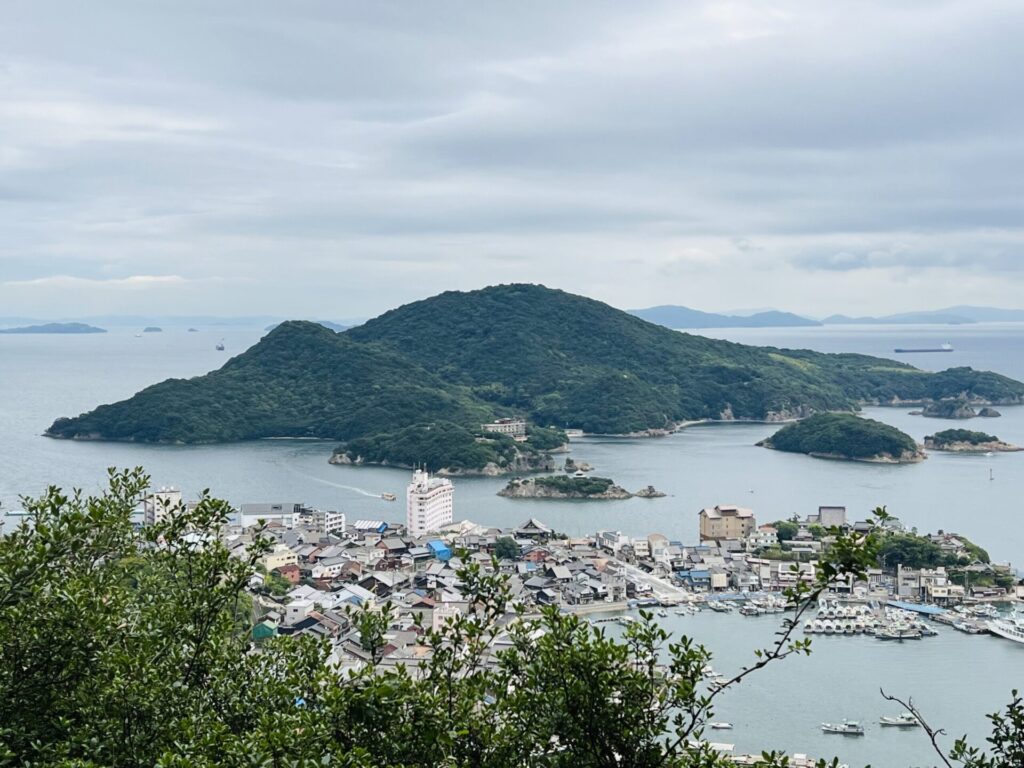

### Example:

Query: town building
xmin=481 ymin=417 xmax=528 ymax=442
xmin=814 ymin=505 xmax=847 ymax=528
xmin=310 ymin=508 xmax=346 ymax=537
xmin=143 ymin=487 xmax=183 ymax=526
xmin=239 ymin=502 xmax=309 ymax=529
xmin=406 ymin=468 xmax=454 ymax=537
xmin=698 ymin=504 xmax=756 ymax=541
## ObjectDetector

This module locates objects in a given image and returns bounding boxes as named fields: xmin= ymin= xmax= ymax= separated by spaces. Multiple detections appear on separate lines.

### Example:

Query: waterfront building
xmin=406 ymin=468 xmax=454 ymax=537
xmin=699 ymin=504 xmax=756 ymax=541
xmin=239 ymin=502 xmax=308 ymax=529
xmin=481 ymin=417 xmax=528 ymax=441
xmin=143 ymin=487 xmax=183 ymax=526
xmin=310 ymin=508 xmax=346 ymax=537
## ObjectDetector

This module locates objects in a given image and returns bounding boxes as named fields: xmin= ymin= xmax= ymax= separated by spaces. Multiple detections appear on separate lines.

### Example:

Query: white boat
xmin=821 ymin=720 xmax=865 ymax=736
xmin=988 ymin=613 xmax=1024 ymax=645
xmin=880 ymin=713 xmax=920 ymax=727
xmin=709 ymin=722 xmax=733 ymax=730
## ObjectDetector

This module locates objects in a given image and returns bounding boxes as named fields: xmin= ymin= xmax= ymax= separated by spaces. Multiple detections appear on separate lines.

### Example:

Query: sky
xmin=2 ymin=0 xmax=1024 ymax=320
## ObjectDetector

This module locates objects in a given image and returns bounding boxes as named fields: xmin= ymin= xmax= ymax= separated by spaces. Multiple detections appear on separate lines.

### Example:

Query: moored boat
xmin=821 ymin=720 xmax=865 ymax=736
xmin=880 ymin=713 xmax=920 ymax=727
xmin=987 ymin=612 xmax=1024 ymax=645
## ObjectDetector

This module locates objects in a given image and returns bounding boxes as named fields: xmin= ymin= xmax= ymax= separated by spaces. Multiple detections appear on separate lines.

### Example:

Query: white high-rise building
xmin=406 ymin=468 xmax=453 ymax=537
xmin=311 ymin=508 xmax=346 ymax=536
xmin=143 ymin=487 xmax=183 ymax=526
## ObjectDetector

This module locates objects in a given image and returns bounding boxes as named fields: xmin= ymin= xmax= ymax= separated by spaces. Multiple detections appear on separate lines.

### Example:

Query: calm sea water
xmin=1 ymin=322 xmax=1022 ymax=765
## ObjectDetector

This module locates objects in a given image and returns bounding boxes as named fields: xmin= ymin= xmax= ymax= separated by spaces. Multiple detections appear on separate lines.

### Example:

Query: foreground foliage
xmin=0 ymin=470 xmax=1019 ymax=767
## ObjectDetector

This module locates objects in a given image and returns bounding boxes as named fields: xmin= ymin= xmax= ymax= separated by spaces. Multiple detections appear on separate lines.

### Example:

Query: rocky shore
xmin=329 ymin=451 xmax=557 ymax=477
xmin=497 ymin=476 xmax=632 ymax=500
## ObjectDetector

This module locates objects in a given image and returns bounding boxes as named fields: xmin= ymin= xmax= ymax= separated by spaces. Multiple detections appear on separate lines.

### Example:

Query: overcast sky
xmin=3 ymin=1 xmax=1023 ymax=319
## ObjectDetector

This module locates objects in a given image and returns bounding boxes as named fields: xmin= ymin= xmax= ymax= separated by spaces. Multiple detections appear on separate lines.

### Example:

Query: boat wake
xmin=287 ymin=470 xmax=382 ymax=498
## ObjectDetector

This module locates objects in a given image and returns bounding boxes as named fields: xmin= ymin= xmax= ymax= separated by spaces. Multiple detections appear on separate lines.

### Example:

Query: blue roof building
xmin=428 ymin=540 xmax=452 ymax=561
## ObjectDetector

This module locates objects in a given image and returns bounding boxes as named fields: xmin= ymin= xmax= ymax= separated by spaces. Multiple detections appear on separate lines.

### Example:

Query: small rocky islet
xmin=497 ymin=475 xmax=665 ymax=500
xmin=923 ymin=429 xmax=1021 ymax=453
xmin=909 ymin=399 xmax=1001 ymax=419
xmin=758 ymin=412 xmax=925 ymax=464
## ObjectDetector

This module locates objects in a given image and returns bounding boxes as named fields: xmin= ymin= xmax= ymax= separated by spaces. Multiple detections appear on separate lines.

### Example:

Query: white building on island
xmin=406 ymin=468 xmax=454 ymax=537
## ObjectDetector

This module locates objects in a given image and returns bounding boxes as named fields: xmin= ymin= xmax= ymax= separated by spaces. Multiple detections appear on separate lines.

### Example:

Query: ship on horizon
xmin=893 ymin=342 xmax=954 ymax=354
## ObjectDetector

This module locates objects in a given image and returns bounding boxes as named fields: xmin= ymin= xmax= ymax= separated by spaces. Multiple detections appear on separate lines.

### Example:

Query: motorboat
xmin=880 ymin=713 xmax=920 ymax=728
xmin=821 ymin=721 xmax=865 ymax=736
xmin=709 ymin=722 xmax=733 ymax=730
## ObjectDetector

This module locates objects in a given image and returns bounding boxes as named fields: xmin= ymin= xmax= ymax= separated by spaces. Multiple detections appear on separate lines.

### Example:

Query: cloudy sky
xmin=2 ymin=0 xmax=1023 ymax=319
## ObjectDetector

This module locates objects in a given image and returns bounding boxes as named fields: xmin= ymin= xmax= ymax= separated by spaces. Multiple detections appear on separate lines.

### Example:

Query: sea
xmin=2 ymin=321 xmax=1023 ymax=766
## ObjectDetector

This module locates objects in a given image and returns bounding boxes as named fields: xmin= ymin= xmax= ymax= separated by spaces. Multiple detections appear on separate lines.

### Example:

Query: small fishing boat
xmin=880 ymin=713 xmax=920 ymax=728
xmin=821 ymin=721 xmax=865 ymax=736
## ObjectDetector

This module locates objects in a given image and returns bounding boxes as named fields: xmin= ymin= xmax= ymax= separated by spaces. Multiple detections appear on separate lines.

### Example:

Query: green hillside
xmin=46 ymin=322 xmax=493 ymax=444
xmin=46 ymin=285 xmax=1024 ymax=468
xmin=760 ymin=413 xmax=921 ymax=461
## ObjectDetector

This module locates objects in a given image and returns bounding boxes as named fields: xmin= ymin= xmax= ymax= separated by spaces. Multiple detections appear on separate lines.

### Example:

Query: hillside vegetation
xmin=926 ymin=429 xmax=999 ymax=447
xmin=760 ymin=413 xmax=922 ymax=462
xmin=46 ymin=285 xmax=1024 ymax=468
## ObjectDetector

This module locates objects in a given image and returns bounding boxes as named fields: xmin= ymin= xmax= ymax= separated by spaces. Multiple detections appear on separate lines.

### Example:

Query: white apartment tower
xmin=143 ymin=487 xmax=183 ymax=526
xmin=406 ymin=468 xmax=454 ymax=537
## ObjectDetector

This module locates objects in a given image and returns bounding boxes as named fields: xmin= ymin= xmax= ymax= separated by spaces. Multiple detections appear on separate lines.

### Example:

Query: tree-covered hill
xmin=46 ymin=322 xmax=494 ymax=444
xmin=759 ymin=413 xmax=923 ymax=462
xmin=46 ymin=285 xmax=1024 ymax=461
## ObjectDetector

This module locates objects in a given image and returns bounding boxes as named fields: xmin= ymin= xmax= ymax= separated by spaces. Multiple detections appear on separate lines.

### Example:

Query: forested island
xmin=0 ymin=322 xmax=106 ymax=334
xmin=924 ymin=429 xmax=1021 ymax=453
xmin=759 ymin=413 xmax=925 ymax=463
xmin=328 ymin=422 xmax=565 ymax=475
xmin=497 ymin=475 xmax=633 ymax=500
xmin=44 ymin=285 xmax=1024 ymax=469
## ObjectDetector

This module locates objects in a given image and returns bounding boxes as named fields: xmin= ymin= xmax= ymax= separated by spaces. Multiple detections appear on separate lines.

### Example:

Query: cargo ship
xmin=893 ymin=343 xmax=953 ymax=353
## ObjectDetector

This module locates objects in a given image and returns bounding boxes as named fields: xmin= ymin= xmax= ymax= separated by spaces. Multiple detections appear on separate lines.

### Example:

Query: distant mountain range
xmin=822 ymin=306 xmax=1024 ymax=325
xmin=629 ymin=304 xmax=1024 ymax=329
xmin=629 ymin=306 xmax=820 ymax=329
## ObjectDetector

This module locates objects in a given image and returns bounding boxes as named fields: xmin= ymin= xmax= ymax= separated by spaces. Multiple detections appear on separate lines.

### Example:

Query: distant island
xmin=912 ymin=400 xmax=1002 ymax=419
xmin=0 ymin=322 xmax=106 ymax=335
xmin=498 ymin=475 xmax=632 ymax=500
xmin=44 ymin=285 xmax=1024 ymax=470
xmin=142 ymin=327 xmax=162 ymax=333
xmin=629 ymin=305 xmax=820 ymax=329
xmin=924 ymin=429 xmax=1021 ymax=453
xmin=265 ymin=320 xmax=348 ymax=333
xmin=758 ymin=413 xmax=925 ymax=464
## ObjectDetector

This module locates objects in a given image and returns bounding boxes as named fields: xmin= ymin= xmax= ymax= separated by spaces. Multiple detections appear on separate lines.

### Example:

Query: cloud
xmin=4 ymin=274 xmax=222 ymax=289
xmin=1 ymin=1 xmax=1024 ymax=317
